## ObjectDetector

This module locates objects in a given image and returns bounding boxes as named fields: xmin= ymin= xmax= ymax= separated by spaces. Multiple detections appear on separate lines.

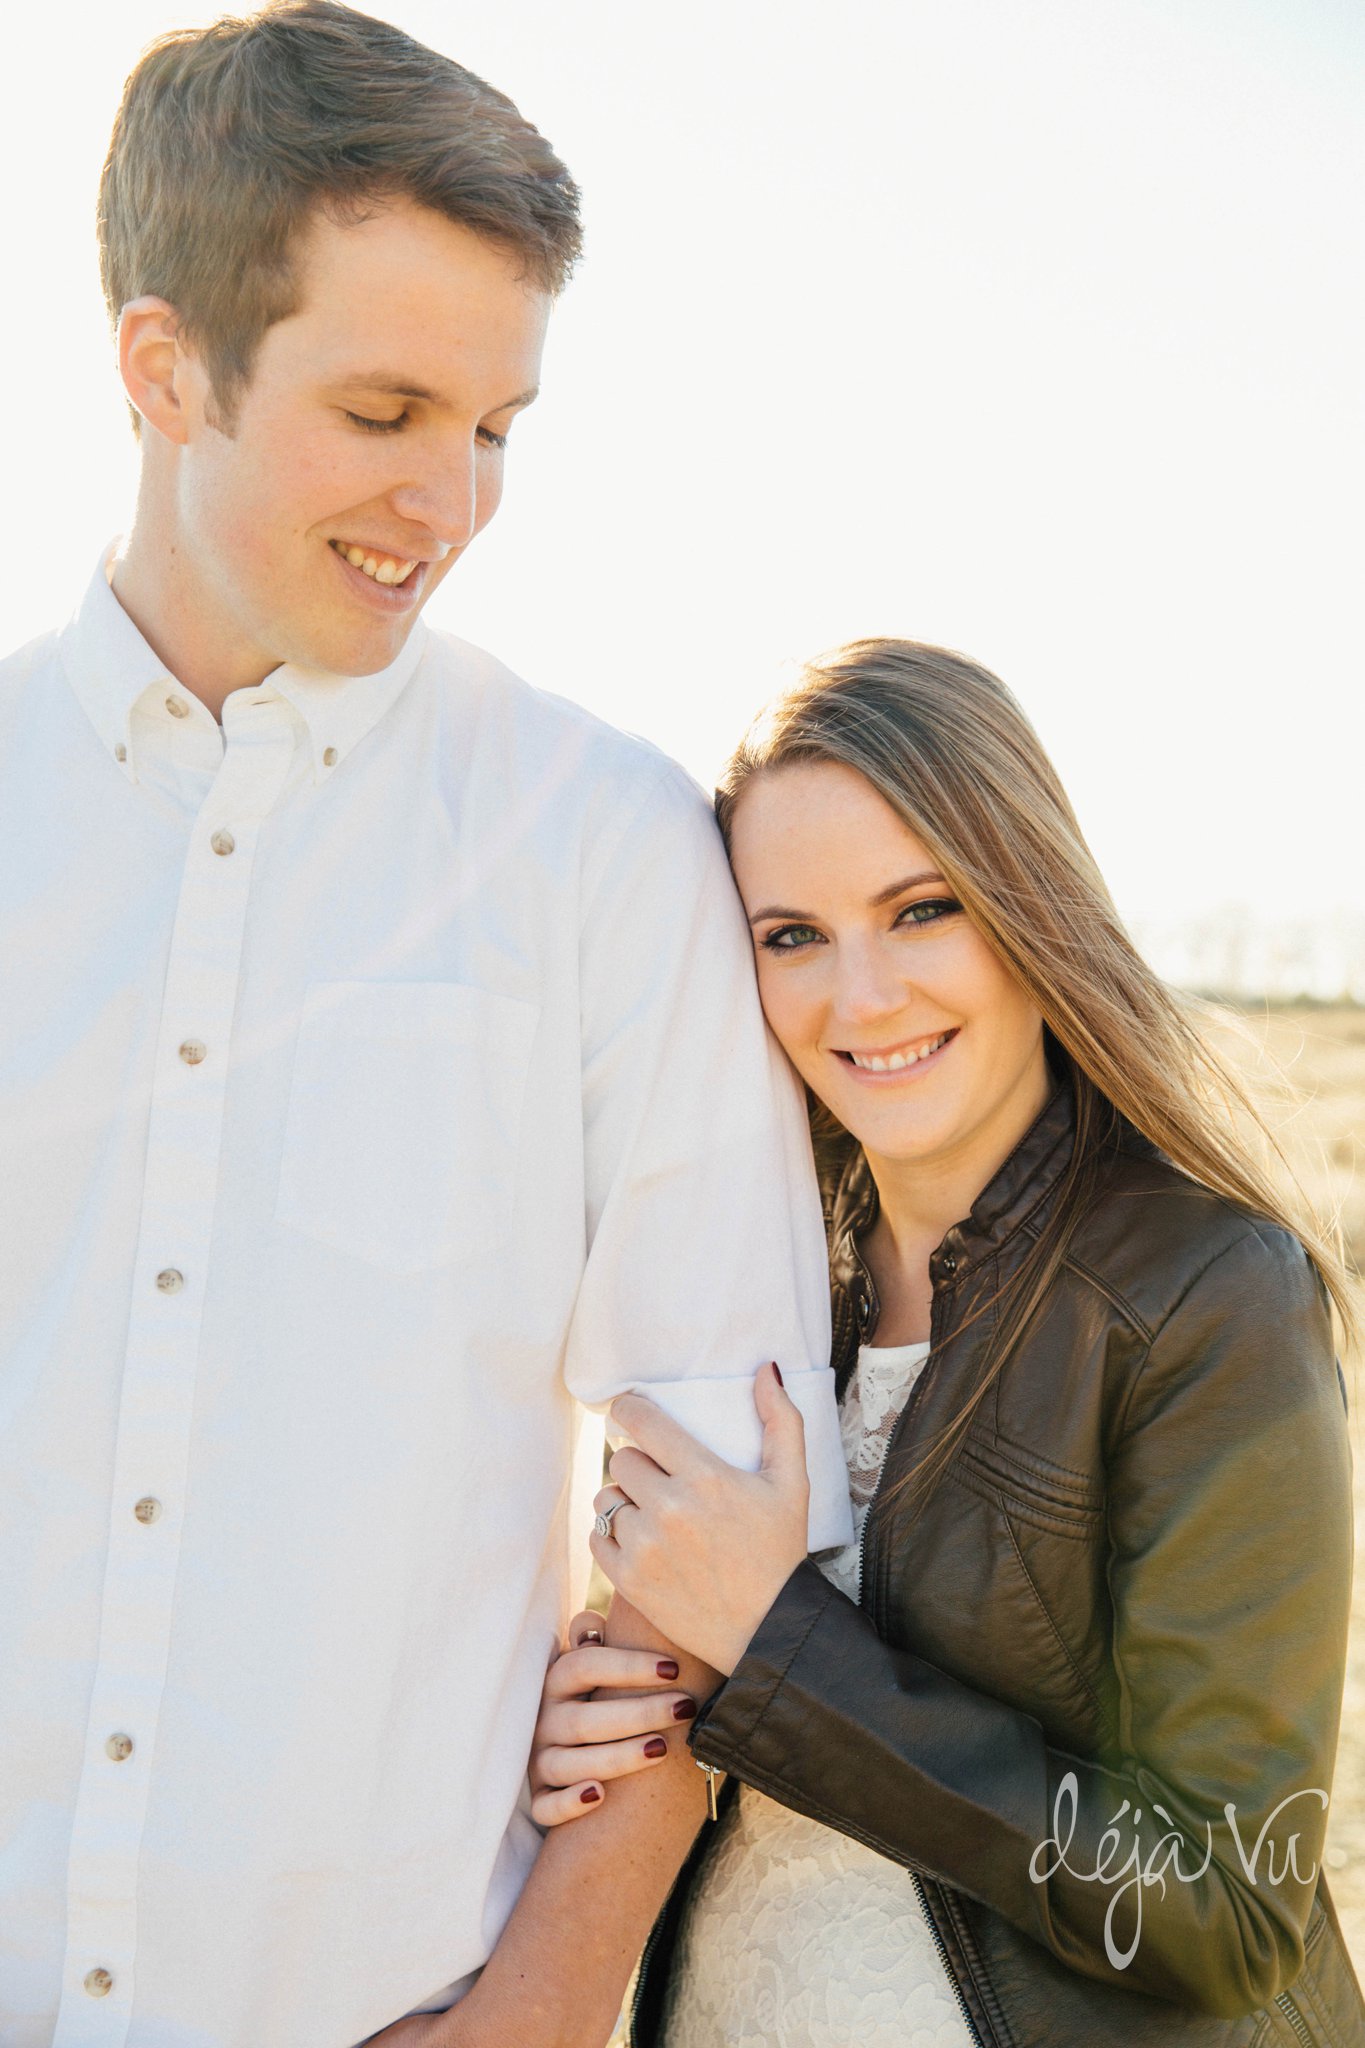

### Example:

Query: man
xmin=0 ymin=5 xmax=850 ymax=2044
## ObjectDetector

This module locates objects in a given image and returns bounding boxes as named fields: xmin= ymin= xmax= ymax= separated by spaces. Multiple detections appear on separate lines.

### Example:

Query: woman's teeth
xmin=330 ymin=539 xmax=418 ymax=586
xmin=847 ymin=1032 xmax=952 ymax=1072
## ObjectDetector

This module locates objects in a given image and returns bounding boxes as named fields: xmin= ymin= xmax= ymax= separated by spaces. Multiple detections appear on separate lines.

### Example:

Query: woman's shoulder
xmin=1064 ymin=1128 xmax=1327 ymax=1347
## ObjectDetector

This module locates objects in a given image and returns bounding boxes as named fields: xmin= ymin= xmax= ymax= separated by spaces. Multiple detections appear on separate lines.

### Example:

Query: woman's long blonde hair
xmin=716 ymin=639 xmax=1358 ymax=1489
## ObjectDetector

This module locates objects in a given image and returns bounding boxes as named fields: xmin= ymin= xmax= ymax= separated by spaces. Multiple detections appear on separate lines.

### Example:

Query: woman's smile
xmin=833 ymin=1026 xmax=959 ymax=1077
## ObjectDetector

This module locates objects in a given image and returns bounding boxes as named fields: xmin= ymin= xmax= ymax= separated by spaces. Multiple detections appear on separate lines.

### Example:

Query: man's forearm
xmin=449 ymin=1596 xmax=716 ymax=2048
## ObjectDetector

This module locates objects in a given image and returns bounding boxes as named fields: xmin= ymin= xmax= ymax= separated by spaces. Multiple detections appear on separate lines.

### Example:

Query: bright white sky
xmin=3 ymin=0 xmax=1362 ymax=935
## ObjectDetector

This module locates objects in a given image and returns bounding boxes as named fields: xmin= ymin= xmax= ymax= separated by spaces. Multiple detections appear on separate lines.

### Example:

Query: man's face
xmin=171 ymin=199 xmax=550 ymax=677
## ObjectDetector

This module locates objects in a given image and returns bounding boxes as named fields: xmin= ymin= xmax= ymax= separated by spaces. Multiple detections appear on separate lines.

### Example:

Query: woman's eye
xmin=345 ymin=410 xmax=408 ymax=434
xmin=896 ymin=897 xmax=962 ymax=928
xmin=761 ymin=923 xmax=823 ymax=952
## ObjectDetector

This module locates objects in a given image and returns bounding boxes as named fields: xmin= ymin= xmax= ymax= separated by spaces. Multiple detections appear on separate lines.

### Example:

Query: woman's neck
xmin=860 ymin=1052 xmax=1053 ymax=1346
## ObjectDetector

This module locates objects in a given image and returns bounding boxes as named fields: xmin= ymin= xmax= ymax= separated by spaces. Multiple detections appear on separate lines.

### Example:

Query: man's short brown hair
xmin=100 ymin=0 xmax=582 ymax=427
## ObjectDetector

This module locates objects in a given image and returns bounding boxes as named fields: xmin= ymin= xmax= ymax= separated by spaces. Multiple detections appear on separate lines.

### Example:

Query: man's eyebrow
xmin=747 ymin=871 xmax=946 ymax=925
xmin=333 ymin=373 xmax=540 ymax=411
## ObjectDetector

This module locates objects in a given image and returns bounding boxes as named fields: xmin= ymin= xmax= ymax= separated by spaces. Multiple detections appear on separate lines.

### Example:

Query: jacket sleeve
xmin=689 ymin=1221 xmax=1353 ymax=2017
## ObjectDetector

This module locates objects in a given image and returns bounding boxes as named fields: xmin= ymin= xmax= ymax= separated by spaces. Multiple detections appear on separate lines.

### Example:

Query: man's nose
xmin=390 ymin=435 xmax=481 ymax=553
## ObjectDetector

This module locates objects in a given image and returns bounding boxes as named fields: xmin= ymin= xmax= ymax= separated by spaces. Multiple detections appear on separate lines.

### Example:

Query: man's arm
xmin=449 ymin=1595 xmax=715 ymax=2048
xmin=370 ymin=1595 xmax=712 ymax=2048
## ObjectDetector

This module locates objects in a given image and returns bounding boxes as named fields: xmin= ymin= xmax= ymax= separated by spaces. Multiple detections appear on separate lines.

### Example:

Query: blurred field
xmin=1246 ymin=1005 xmax=1365 ymax=1970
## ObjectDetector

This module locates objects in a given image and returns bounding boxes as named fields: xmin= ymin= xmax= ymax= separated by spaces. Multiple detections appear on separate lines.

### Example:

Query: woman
xmin=534 ymin=639 xmax=1364 ymax=2047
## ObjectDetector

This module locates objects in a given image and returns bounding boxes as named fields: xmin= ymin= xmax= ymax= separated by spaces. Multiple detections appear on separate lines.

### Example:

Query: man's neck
xmin=111 ymin=505 xmax=277 ymax=723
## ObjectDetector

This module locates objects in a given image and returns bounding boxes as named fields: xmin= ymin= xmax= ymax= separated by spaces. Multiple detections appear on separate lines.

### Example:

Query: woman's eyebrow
xmin=869 ymin=870 xmax=945 ymax=905
xmin=747 ymin=904 xmax=811 ymax=926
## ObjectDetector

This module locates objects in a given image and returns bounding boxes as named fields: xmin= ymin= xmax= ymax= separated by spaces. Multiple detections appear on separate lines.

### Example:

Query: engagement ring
xmin=594 ymin=1499 xmax=631 ymax=1539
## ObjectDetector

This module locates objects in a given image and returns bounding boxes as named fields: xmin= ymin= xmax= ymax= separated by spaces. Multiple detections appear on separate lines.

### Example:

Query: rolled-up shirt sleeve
xmin=562 ymin=757 xmax=852 ymax=1553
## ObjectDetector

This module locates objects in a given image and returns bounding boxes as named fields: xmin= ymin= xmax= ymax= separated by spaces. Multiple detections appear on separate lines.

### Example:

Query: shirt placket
xmin=53 ymin=697 xmax=296 ymax=2047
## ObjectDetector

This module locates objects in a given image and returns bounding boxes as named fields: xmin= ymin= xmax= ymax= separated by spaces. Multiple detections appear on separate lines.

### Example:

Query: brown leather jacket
xmin=631 ymin=1077 xmax=1364 ymax=2047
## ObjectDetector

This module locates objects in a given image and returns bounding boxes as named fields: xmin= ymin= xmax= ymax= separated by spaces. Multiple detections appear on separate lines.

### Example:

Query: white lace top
xmin=662 ymin=1340 xmax=975 ymax=2048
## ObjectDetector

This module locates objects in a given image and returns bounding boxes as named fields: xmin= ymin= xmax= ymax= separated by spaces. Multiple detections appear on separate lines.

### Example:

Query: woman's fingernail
xmin=672 ymin=1698 xmax=698 ymax=1721
xmin=772 ymin=1362 xmax=784 ymax=1386
xmin=580 ymin=1785 xmax=602 ymax=1804
xmin=579 ymin=1629 xmax=604 ymax=1646
xmin=656 ymin=1658 xmax=680 ymax=1680
xmin=644 ymin=1737 xmax=668 ymax=1758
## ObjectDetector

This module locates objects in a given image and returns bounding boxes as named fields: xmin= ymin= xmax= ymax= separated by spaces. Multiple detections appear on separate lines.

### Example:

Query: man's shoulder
xmin=0 ymin=626 xmax=62 ymax=703
xmin=419 ymin=623 xmax=710 ymax=821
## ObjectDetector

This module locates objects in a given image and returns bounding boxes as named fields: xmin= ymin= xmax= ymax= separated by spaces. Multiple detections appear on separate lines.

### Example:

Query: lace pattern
xmin=663 ymin=1341 xmax=974 ymax=2048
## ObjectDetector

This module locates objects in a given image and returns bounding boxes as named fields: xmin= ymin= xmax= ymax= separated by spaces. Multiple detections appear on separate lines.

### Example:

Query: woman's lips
xmin=834 ymin=1027 xmax=959 ymax=1081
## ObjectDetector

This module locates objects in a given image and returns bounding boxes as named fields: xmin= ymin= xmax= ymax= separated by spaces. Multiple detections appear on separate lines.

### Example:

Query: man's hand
xmin=589 ymin=1363 xmax=810 ymax=1674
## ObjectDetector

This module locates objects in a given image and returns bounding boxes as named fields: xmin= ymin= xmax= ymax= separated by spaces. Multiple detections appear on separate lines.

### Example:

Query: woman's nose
xmin=831 ymin=939 xmax=911 ymax=1026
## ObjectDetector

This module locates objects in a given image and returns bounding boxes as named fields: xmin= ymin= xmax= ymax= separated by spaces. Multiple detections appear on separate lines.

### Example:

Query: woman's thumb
xmin=755 ymin=1361 xmax=807 ymax=1480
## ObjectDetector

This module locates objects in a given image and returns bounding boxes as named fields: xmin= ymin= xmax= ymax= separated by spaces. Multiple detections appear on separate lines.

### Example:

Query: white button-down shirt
xmin=0 ymin=555 xmax=850 ymax=2048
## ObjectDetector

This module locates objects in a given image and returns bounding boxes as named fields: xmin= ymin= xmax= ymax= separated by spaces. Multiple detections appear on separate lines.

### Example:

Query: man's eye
xmin=896 ymin=897 xmax=962 ymax=927
xmin=345 ymin=411 xmax=408 ymax=434
xmin=477 ymin=426 xmax=509 ymax=450
xmin=761 ymin=924 xmax=822 ymax=952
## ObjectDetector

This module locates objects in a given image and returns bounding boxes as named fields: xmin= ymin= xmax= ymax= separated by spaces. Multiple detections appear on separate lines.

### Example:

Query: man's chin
xmin=294 ymin=607 xmax=423 ymax=680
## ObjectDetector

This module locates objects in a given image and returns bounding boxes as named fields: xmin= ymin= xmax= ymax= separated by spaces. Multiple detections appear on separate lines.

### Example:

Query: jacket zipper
xmin=856 ymin=1276 xmax=986 ymax=2048
xmin=1275 ymin=1990 xmax=1315 ymax=2047
xmin=910 ymin=1871 xmax=986 ymax=2048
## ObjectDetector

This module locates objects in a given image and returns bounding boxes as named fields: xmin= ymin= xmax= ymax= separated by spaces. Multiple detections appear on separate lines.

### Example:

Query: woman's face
xmin=729 ymin=759 xmax=1050 ymax=1181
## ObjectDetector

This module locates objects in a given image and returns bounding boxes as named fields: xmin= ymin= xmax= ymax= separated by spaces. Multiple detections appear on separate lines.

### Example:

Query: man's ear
xmin=118 ymin=296 xmax=193 ymax=445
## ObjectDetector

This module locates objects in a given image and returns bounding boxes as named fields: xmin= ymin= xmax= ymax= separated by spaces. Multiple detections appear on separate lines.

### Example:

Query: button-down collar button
xmin=210 ymin=829 xmax=236 ymax=857
xmin=114 ymin=743 xmax=127 ymax=763
xmin=105 ymin=1733 xmax=134 ymax=1762
xmin=84 ymin=1969 xmax=114 ymax=1998
xmin=155 ymin=1267 xmax=184 ymax=1295
xmin=178 ymin=1039 xmax=207 ymax=1066
xmin=322 ymin=745 xmax=338 ymax=767
xmin=134 ymin=1496 xmax=162 ymax=1524
xmin=166 ymin=694 xmax=190 ymax=719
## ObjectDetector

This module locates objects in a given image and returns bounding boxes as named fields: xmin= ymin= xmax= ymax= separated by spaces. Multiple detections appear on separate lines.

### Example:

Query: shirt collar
xmin=59 ymin=543 xmax=428 ymax=785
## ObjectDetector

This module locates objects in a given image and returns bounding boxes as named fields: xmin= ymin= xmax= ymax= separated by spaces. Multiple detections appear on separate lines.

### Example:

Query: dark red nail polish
xmin=656 ymin=1659 xmax=679 ymax=1681
xmin=580 ymin=1785 xmax=602 ymax=1803
xmin=644 ymin=1737 xmax=668 ymax=1758
xmin=772 ymin=1362 xmax=784 ymax=1386
xmin=672 ymin=1698 xmax=697 ymax=1720
xmin=579 ymin=1629 xmax=604 ymax=1646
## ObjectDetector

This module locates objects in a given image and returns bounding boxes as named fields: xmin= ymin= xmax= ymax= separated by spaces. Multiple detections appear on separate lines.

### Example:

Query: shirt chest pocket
xmin=274 ymin=981 xmax=539 ymax=1273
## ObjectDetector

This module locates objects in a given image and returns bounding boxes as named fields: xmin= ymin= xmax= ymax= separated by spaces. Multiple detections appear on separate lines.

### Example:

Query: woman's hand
xmin=529 ymin=1610 xmax=699 ymax=1825
xmin=589 ymin=1363 xmax=810 ymax=1675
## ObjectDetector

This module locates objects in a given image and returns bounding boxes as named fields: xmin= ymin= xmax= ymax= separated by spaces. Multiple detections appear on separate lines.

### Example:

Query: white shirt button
xmin=165 ymin=695 xmax=190 ymax=720
xmin=210 ymin=829 xmax=236 ymax=857
xmin=155 ymin=1268 xmax=184 ymax=1295
xmin=84 ymin=1968 xmax=114 ymax=1998
xmin=105 ymin=1732 xmax=134 ymax=1762
xmin=179 ymin=1039 xmax=207 ymax=1065
xmin=323 ymin=746 xmax=338 ymax=768
xmin=133 ymin=1496 xmax=162 ymax=1524
xmin=114 ymin=743 xmax=127 ymax=763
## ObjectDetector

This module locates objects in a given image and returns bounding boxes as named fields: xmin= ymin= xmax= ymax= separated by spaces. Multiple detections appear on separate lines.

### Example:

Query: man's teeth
xmin=848 ymin=1032 xmax=952 ymax=1072
xmin=331 ymin=539 xmax=418 ymax=585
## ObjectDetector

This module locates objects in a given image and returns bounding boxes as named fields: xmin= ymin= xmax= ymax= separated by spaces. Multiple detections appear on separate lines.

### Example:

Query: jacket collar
xmin=826 ymin=1066 xmax=1079 ymax=1337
